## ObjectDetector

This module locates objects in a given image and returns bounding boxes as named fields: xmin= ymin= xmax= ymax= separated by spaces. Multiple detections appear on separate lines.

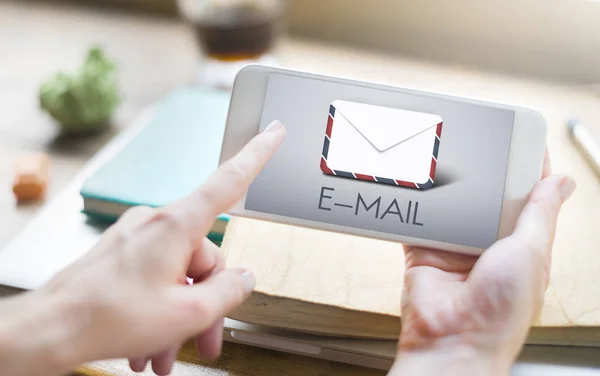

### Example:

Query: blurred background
xmin=2 ymin=0 xmax=600 ymax=222
xmin=11 ymin=0 xmax=600 ymax=83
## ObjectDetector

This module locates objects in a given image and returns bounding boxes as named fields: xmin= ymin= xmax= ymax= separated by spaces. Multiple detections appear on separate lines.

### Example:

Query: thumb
xmin=469 ymin=174 xmax=575 ymax=290
xmin=468 ymin=174 xmax=576 ymax=298
xmin=511 ymin=174 xmax=576 ymax=256
xmin=466 ymin=175 xmax=575 ymax=333
xmin=173 ymin=268 xmax=256 ymax=335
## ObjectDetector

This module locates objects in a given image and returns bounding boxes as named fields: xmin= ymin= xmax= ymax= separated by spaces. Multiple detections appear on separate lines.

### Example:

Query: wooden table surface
xmin=3 ymin=1 xmax=600 ymax=376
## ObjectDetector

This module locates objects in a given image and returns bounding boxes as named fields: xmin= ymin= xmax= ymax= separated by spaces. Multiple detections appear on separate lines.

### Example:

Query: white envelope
xmin=320 ymin=100 xmax=443 ymax=190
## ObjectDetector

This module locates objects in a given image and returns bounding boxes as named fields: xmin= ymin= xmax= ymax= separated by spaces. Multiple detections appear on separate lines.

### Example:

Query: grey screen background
xmin=245 ymin=73 xmax=515 ymax=249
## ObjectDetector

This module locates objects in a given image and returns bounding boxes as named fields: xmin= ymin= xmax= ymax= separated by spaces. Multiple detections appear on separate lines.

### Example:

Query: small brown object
xmin=12 ymin=152 xmax=51 ymax=202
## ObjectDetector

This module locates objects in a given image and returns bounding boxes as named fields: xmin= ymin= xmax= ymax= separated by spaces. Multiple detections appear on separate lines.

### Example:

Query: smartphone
xmin=219 ymin=65 xmax=547 ymax=255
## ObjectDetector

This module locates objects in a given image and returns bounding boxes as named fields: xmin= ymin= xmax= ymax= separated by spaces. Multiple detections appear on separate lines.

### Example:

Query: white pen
xmin=567 ymin=118 xmax=600 ymax=177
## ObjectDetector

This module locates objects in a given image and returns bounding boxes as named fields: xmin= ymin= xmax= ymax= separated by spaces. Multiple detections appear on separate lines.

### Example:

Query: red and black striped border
xmin=320 ymin=104 xmax=442 ymax=190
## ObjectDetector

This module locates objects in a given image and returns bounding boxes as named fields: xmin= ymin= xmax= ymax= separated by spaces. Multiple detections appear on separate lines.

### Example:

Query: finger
xmin=174 ymin=268 xmax=256 ymax=335
xmin=542 ymin=147 xmax=552 ymax=179
xmin=165 ymin=120 xmax=285 ymax=247
xmin=151 ymin=344 xmax=181 ymax=376
xmin=187 ymin=238 xmax=224 ymax=280
xmin=190 ymin=240 xmax=226 ymax=359
xmin=190 ymin=262 xmax=227 ymax=361
xmin=128 ymin=357 xmax=149 ymax=373
xmin=195 ymin=319 xmax=224 ymax=360
xmin=512 ymin=174 xmax=575 ymax=256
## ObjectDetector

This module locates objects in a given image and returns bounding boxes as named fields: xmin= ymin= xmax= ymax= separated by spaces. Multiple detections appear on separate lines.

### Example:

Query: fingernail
xmin=558 ymin=176 xmax=576 ymax=201
xmin=238 ymin=269 xmax=256 ymax=294
xmin=263 ymin=120 xmax=283 ymax=133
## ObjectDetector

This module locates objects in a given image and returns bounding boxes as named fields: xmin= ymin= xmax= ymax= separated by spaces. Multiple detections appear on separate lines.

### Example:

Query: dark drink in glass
xmin=178 ymin=0 xmax=285 ymax=88
xmin=194 ymin=2 xmax=280 ymax=61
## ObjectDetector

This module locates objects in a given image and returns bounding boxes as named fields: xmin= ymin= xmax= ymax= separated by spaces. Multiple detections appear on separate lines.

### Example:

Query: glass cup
xmin=177 ymin=0 xmax=286 ymax=89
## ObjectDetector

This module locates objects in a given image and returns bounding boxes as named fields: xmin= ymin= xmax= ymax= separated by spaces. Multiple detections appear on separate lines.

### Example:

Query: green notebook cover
xmin=80 ymin=87 xmax=232 ymax=241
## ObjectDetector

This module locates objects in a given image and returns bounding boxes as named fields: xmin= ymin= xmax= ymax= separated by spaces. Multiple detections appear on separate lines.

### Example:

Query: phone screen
xmin=245 ymin=72 xmax=515 ymax=249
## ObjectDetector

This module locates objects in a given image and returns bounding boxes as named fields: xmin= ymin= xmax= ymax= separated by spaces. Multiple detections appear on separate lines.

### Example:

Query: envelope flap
xmin=333 ymin=101 xmax=442 ymax=152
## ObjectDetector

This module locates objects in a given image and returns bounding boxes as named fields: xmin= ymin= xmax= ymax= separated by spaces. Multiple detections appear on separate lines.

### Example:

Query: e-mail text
xmin=318 ymin=186 xmax=424 ymax=226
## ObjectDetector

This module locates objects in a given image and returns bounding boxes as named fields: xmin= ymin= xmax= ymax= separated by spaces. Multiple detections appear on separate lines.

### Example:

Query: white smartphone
xmin=219 ymin=65 xmax=547 ymax=255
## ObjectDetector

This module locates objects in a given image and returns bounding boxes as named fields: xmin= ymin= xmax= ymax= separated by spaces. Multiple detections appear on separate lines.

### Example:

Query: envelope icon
xmin=320 ymin=100 xmax=443 ymax=190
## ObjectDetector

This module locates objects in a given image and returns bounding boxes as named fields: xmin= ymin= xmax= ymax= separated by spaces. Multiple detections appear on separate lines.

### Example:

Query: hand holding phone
xmin=220 ymin=65 xmax=548 ymax=255
xmin=395 ymin=153 xmax=575 ymax=373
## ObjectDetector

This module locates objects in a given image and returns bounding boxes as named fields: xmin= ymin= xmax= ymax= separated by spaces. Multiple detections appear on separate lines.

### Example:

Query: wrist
xmin=391 ymin=343 xmax=510 ymax=376
xmin=0 ymin=289 xmax=89 ymax=375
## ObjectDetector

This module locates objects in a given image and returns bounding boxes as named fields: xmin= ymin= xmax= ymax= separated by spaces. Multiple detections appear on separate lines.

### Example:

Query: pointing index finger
xmin=165 ymin=120 xmax=286 ymax=245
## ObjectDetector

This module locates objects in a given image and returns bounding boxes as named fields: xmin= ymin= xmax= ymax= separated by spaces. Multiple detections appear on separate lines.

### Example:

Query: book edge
xmin=233 ymin=291 xmax=600 ymax=345
xmin=81 ymin=210 xmax=226 ymax=243
xmin=82 ymin=196 xmax=231 ymax=222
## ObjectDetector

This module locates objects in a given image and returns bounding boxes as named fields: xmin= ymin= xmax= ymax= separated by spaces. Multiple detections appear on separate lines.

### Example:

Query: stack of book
xmin=220 ymin=217 xmax=600 ymax=347
xmin=80 ymin=87 xmax=231 ymax=244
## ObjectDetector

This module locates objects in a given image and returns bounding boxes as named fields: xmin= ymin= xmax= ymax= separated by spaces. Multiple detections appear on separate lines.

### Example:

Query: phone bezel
xmin=218 ymin=65 xmax=547 ymax=255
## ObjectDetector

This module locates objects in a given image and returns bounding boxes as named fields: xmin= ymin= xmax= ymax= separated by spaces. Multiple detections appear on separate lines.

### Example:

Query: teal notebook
xmin=80 ymin=87 xmax=231 ymax=242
